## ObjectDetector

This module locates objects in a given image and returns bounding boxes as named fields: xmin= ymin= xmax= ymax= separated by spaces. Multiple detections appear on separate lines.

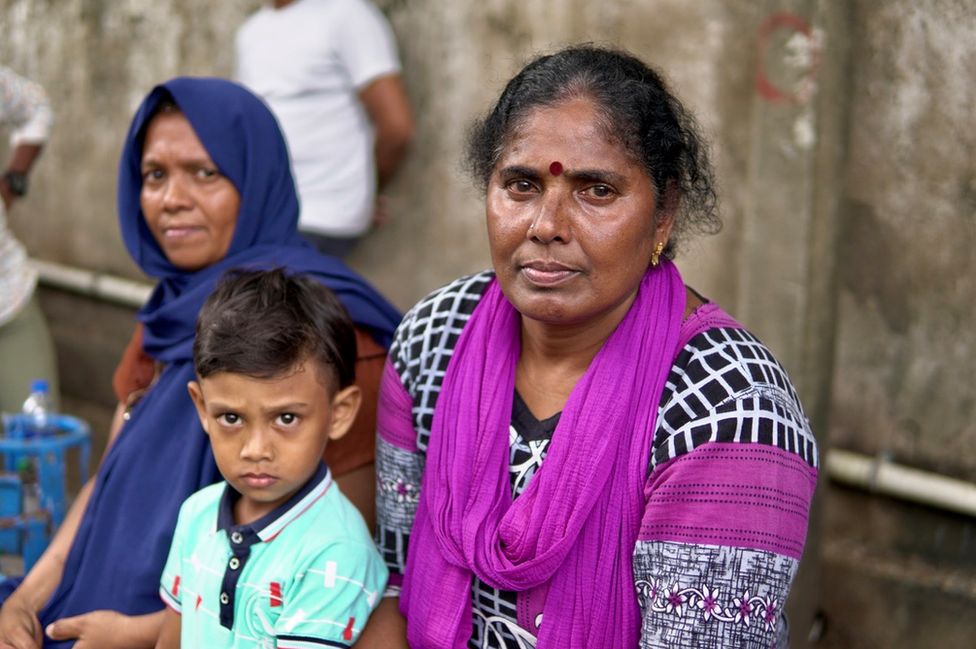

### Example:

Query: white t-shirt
xmin=235 ymin=0 xmax=401 ymax=238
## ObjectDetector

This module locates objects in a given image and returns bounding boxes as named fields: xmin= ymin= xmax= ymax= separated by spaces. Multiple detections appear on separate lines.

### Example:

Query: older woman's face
xmin=487 ymin=97 xmax=673 ymax=327
xmin=140 ymin=111 xmax=241 ymax=271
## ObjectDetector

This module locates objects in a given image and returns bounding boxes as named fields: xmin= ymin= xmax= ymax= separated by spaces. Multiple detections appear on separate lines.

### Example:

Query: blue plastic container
xmin=0 ymin=413 xmax=91 ymax=570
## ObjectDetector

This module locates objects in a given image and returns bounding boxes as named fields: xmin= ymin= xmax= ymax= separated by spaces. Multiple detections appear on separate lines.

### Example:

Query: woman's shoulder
xmin=400 ymin=270 xmax=494 ymax=328
xmin=670 ymin=313 xmax=802 ymax=406
xmin=654 ymin=308 xmax=817 ymax=469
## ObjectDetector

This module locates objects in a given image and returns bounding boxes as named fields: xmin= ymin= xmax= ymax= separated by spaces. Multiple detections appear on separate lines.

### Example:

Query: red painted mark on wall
xmin=755 ymin=12 xmax=821 ymax=104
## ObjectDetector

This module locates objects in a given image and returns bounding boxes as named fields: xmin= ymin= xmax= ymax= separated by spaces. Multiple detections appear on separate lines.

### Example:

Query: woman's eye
xmin=218 ymin=413 xmax=241 ymax=425
xmin=585 ymin=184 xmax=615 ymax=199
xmin=507 ymin=180 xmax=536 ymax=194
xmin=196 ymin=167 xmax=219 ymax=180
xmin=142 ymin=169 xmax=164 ymax=183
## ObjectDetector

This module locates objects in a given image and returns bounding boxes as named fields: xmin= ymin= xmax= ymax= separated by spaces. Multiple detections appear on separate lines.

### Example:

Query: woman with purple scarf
xmin=363 ymin=46 xmax=818 ymax=648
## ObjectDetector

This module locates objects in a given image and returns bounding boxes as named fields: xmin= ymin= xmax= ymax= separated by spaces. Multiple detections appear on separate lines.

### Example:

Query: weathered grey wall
xmin=3 ymin=1 xmax=975 ymax=647
xmin=1 ymin=0 xmax=262 ymax=280
xmin=830 ymin=0 xmax=976 ymax=479
xmin=818 ymin=2 xmax=976 ymax=646
xmin=1 ymin=0 xmax=772 ymax=314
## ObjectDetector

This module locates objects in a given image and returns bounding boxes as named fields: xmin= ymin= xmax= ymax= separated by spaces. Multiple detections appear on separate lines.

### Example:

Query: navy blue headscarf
xmin=119 ymin=76 xmax=400 ymax=358
xmin=17 ymin=78 xmax=400 ymax=641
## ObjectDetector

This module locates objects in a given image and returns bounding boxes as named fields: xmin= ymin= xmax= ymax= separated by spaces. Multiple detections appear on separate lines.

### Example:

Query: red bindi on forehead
xmin=549 ymin=161 xmax=563 ymax=176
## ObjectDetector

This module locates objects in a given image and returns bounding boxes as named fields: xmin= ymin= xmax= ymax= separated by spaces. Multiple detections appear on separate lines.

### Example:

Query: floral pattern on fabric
xmin=634 ymin=540 xmax=795 ymax=648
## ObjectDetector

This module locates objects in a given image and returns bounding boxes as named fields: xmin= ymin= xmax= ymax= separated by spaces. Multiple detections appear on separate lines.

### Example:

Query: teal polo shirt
xmin=160 ymin=463 xmax=387 ymax=648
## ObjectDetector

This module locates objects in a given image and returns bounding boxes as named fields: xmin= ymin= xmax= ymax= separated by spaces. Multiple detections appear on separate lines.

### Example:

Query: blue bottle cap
xmin=30 ymin=379 xmax=49 ymax=393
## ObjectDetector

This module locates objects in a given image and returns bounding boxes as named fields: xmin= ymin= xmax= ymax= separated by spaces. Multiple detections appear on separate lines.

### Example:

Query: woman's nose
xmin=528 ymin=191 xmax=570 ymax=243
xmin=161 ymin=175 xmax=193 ymax=212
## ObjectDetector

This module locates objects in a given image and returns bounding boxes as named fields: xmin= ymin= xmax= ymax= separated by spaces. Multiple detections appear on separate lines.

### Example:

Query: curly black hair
xmin=465 ymin=44 xmax=720 ymax=258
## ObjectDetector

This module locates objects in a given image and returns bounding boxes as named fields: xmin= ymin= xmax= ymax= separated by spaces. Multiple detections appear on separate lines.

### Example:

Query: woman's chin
xmin=161 ymin=246 xmax=222 ymax=272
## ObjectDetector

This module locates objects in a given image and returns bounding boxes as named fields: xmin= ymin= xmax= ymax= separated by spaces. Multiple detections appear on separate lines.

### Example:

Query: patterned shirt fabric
xmin=469 ymin=395 xmax=557 ymax=648
xmin=0 ymin=66 xmax=52 ymax=326
xmin=161 ymin=464 xmax=387 ymax=648
xmin=375 ymin=271 xmax=819 ymax=649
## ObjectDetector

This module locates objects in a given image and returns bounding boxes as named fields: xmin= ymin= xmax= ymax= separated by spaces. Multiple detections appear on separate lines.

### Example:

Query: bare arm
xmin=1 ymin=143 xmax=43 ymax=209
xmin=352 ymin=598 xmax=407 ymax=649
xmin=334 ymin=462 xmax=376 ymax=534
xmin=358 ymin=74 xmax=413 ymax=190
xmin=4 ymin=143 xmax=43 ymax=175
xmin=45 ymin=610 xmax=164 ymax=649
xmin=153 ymin=609 xmax=180 ymax=649
xmin=39 ymin=404 xmax=168 ymax=648
xmin=0 ymin=477 xmax=93 ymax=648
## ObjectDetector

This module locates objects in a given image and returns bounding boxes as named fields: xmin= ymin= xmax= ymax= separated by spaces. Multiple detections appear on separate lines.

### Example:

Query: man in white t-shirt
xmin=236 ymin=0 xmax=414 ymax=257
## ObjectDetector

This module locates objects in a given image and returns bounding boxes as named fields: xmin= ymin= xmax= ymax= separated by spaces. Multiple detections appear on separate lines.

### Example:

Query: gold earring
xmin=650 ymin=241 xmax=664 ymax=267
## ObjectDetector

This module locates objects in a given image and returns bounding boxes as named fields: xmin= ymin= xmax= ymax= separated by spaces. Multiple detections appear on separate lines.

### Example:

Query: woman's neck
xmin=516 ymin=293 xmax=637 ymax=419
xmin=515 ymin=286 xmax=701 ymax=420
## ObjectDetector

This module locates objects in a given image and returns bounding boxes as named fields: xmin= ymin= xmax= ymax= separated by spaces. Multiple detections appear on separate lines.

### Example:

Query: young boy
xmin=156 ymin=269 xmax=387 ymax=648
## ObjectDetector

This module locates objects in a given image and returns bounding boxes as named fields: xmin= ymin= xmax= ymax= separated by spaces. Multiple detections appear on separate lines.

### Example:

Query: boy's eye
xmin=277 ymin=413 xmax=298 ymax=426
xmin=218 ymin=413 xmax=241 ymax=425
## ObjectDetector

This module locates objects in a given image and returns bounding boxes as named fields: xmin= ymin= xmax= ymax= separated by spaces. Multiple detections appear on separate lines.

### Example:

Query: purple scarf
xmin=402 ymin=261 xmax=686 ymax=647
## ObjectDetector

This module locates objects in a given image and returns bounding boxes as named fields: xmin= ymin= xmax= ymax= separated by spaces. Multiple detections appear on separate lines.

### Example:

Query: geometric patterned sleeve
xmin=635 ymin=326 xmax=819 ymax=649
xmin=374 ymin=271 xmax=495 ymax=597
xmin=374 ymin=358 xmax=423 ymax=596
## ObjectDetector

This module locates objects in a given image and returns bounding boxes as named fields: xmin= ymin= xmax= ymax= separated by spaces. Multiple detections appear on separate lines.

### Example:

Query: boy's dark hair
xmin=194 ymin=268 xmax=357 ymax=389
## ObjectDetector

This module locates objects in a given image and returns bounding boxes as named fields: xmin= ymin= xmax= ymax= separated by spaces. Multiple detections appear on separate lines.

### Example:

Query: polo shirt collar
xmin=216 ymin=462 xmax=331 ymax=544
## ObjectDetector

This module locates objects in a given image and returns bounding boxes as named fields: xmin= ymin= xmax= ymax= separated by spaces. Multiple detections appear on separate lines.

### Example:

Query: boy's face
xmin=188 ymin=361 xmax=360 ymax=525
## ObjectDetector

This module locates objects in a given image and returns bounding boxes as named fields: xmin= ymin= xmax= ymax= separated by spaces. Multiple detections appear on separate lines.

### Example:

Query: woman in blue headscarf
xmin=0 ymin=78 xmax=400 ymax=649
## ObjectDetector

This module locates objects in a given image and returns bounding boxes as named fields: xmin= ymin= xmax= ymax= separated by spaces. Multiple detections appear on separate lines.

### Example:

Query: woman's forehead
xmin=141 ymin=112 xmax=233 ymax=183
xmin=497 ymin=98 xmax=631 ymax=169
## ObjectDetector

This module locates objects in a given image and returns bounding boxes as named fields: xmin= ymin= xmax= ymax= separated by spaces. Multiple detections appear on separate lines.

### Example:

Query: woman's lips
xmin=520 ymin=262 xmax=579 ymax=287
xmin=241 ymin=473 xmax=278 ymax=489
xmin=162 ymin=225 xmax=205 ymax=241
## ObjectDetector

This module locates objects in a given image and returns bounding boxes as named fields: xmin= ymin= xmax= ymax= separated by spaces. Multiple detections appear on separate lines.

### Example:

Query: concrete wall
xmin=1 ymin=0 xmax=781 ymax=313
xmin=819 ymin=1 xmax=976 ymax=646
xmin=3 ymin=0 xmax=975 ymax=646
xmin=831 ymin=0 xmax=976 ymax=480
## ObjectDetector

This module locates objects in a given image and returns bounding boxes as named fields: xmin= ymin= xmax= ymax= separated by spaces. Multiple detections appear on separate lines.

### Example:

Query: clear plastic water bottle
xmin=21 ymin=379 xmax=53 ymax=437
